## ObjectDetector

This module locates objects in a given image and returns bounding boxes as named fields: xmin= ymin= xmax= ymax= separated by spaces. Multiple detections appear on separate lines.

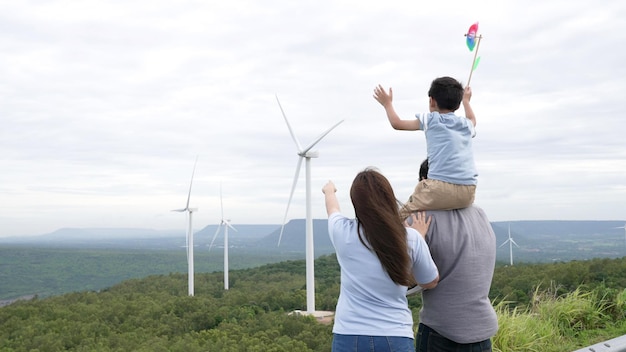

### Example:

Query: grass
xmin=492 ymin=286 xmax=626 ymax=352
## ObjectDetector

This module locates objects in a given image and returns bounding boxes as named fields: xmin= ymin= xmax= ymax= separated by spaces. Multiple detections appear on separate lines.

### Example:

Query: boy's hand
xmin=373 ymin=85 xmax=393 ymax=107
xmin=463 ymin=86 xmax=472 ymax=102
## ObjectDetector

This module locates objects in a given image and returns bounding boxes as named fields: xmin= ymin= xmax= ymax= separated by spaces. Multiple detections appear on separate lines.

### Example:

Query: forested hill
xmin=2 ymin=255 xmax=626 ymax=351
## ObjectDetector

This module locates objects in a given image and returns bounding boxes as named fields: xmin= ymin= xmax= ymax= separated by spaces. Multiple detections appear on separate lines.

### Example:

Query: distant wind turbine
xmin=499 ymin=223 xmax=519 ymax=266
xmin=275 ymin=95 xmax=343 ymax=314
xmin=172 ymin=156 xmax=199 ymax=296
xmin=613 ymin=223 xmax=626 ymax=248
xmin=209 ymin=183 xmax=237 ymax=290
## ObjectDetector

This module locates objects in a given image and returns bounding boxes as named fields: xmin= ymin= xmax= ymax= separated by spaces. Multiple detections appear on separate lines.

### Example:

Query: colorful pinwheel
xmin=465 ymin=22 xmax=482 ymax=87
xmin=466 ymin=22 xmax=479 ymax=51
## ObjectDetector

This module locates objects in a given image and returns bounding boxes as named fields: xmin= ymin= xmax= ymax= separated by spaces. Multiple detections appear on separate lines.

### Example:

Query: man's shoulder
xmin=427 ymin=206 xmax=487 ymax=221
xmin=426 ymin=206 xmax=492 ymax=236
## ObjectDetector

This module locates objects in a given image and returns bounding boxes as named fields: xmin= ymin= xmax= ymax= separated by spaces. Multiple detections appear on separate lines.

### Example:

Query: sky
xmin=1 ymin=0 xmax=625 ymax=237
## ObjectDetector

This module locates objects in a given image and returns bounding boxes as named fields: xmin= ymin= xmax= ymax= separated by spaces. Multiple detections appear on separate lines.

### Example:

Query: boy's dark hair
xmin=428 ymin=76 xmax=463 ymax=111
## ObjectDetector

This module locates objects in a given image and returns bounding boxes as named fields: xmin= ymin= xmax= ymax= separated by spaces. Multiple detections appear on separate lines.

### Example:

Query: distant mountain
xmin=492 ymin=220 xmax=626 ymax=237
xmin=491 ymin=220 xmax=626 ymax=263
xmin=0 ymin=228 xmax=183 ymax=248
xmin=253 ymin=219 xmax=334 ymax=254
xmin=26 ymin=228 xmax=180 ymax=240
xmin=0 ymin=225 xmax=280 ymax=250
xmin=1 ymin=220 xmax=624 ymax=263
xmin=195 ymin=224 xmax=280 ymax=242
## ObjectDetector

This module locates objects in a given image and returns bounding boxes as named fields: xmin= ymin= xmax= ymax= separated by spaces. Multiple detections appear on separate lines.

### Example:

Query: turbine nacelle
xmin=299 ymin=151 xmax=319 ymax=158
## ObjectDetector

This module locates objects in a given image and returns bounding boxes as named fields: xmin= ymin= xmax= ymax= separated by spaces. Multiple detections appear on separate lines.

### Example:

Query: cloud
xmin=1 ymin=0 xmax=625 ymax=237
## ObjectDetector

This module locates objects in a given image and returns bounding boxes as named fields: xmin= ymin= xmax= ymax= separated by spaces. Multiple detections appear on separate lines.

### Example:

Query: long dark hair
xmin=349 ymin=168 xmax=416 ymax=286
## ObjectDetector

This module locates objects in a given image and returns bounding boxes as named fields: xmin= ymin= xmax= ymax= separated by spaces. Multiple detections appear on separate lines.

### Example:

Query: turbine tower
xmin=172 ymin=156 xmax=199 ymax=296
xmin=499 ymin=223 xmax=519 ymax=266
xmin=613 ymin=223 xmax=626 ymax=248
xmin=209 ymin=183 xmax=237 ymax=290
xmin=275 ymin=95 xmax=343 ymax=314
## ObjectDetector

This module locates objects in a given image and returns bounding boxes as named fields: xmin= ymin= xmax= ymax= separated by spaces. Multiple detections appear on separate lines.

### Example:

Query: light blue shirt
xmin=416 ymin=111 xmax=477 ymax=185
xmin=328 ymin=212 xmax=439 ymax=338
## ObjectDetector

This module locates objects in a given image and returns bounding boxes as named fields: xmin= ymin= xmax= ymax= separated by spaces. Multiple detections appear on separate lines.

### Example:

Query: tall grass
xmin=492 ymin=285 xmax=626 ymax=352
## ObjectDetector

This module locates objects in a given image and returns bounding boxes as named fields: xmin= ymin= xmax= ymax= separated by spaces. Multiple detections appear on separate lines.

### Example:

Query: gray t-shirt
xmin=419 ymin=206 xmax=498 ymax=343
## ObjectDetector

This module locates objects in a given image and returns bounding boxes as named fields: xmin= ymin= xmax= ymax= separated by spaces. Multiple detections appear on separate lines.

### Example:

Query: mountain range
xmin=2 ymin=219 xmax=625 ymax=263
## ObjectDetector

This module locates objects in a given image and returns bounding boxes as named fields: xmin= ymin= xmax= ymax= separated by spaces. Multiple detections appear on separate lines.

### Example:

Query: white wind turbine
xmin=499 ymin=223 xmax=519 ymax=266
xmin=613 ymin=223 xmax=626 ymax=248
xmin=172 ymin=156 xmax=199 ymax=296
xmin=275 ymin=95 xmax=343 ymax=314
xmin=209 ymin=184 xmax=237 ymax=290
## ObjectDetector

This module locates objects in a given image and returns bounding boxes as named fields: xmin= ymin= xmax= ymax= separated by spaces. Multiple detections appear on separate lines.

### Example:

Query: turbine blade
xmin=498 ymin=240 xmax=510 ymax=248
xmin=275 ymin=95 xmax=303 ymax=151
xmin=209 ymin=225 xmax=222 ymax=251
xmin=185 ymin=155 xmax=199 ymax=209
xmin=278 ymin=156 xmax=303 ymax=247
xmin=301 ymin=119 xmax=344 ymax=154
xmin=226 ymin=222 xmax=237 ymax=232
xmin=511 ymin=239 xmax=520 ymax=247
xmin=220 ymin=182 xmax=224 ymax=220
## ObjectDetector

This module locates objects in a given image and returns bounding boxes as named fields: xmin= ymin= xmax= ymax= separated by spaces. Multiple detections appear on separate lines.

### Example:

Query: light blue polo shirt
xmin=416 ymin=111 xmax=477 ymax=185
xmin=328 ymin=212 xmax=438 ymax=338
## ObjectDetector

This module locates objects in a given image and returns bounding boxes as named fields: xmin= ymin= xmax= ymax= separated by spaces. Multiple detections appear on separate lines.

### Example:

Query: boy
xmin=373 ymin=76 xmax=477 ymax=220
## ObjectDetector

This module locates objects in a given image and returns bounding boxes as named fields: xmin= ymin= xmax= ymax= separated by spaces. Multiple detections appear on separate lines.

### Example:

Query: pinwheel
xmin=465 ymin=22 xmax=482 ymax=87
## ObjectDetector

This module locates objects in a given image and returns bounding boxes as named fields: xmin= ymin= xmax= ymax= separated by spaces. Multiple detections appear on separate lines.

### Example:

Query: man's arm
xmin=373 ymin=85 xmax=421 ymax=131
xmin=463 ymin=86 xmax=476 ymax=126
xmin=322 ymin=181 xmax=340 ymax=215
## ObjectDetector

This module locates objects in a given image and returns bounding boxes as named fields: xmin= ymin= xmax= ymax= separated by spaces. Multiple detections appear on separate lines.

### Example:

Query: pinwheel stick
xmin=466 ymin=34 xmax=482 ymax=87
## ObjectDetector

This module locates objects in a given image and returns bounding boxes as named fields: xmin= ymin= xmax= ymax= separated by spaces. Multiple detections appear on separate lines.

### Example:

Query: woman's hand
xmin=322 ymin=180 xmax=336 ymax=194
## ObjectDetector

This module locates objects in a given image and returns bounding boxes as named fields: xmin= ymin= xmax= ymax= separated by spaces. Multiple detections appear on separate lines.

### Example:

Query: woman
xmin=323 ymin=168 xmax=439 ymax=352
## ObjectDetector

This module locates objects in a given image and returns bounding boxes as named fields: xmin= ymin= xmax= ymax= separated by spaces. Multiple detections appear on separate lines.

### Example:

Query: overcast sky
xmin=1 ymin=0 xmax=625 ymax=237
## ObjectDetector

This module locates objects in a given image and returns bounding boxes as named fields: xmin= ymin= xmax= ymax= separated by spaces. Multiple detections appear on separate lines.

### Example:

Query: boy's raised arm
xmin=373 ymin=85 xmax=421 ymax=131
xmin=463 ymin=86 xmax=476 ymax=126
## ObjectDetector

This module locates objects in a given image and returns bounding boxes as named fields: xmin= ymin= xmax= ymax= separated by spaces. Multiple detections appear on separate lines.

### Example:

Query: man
xmin=408 ymin=159 xmax=498 ymax=351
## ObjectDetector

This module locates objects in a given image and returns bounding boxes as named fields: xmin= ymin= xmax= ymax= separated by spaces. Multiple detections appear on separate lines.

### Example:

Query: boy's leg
xmin=399 ymin=180 xmax=437 ymax=221
xmin=399 ymin=180 xmax=476 ymax=220
xmin=436 ymin=181 xmax=476 ymax=209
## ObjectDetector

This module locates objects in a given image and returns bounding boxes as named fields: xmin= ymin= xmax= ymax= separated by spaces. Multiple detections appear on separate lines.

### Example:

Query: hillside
xmin=2 ymin=219 xmax=626 ymax=301
xmin=2 ymin=255 xmax=626 ymax=351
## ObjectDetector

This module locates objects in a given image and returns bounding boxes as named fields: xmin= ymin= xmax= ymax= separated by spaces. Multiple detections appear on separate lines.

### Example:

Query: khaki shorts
xmin=399 ymin=179 xmax=476 ymax=220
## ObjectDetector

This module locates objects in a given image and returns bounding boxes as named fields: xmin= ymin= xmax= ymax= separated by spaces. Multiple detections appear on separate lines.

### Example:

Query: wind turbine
xmin=275 ymin=95 xmax=343 ymax=314
xmin=499 ymin=223 xmax=519 ymax=266
xmin=613 ymin=223 xmax=626 ymax=248
xmin=209 ymin=183 xmax=237 ymax=290
xmin=172 ymin=156 xmax=199 ymax=296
